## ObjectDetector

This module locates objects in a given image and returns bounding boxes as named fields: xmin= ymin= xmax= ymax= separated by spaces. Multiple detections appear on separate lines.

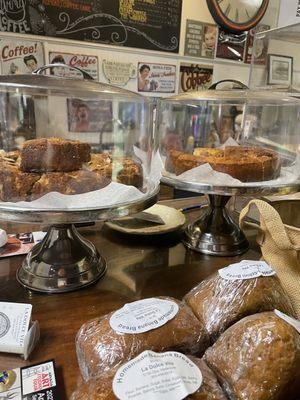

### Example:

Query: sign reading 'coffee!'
xmin=0 ymin=0 xmax=182 ymax=53
xmin=180 ymin=63 xmax=214 ymax=93
xmin=1 ymin=38 xmax=45 ymax=75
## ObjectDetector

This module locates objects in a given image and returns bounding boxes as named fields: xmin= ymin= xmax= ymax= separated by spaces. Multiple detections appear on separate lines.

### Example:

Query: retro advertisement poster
xmin=184 ymin=20 xmax=217 ymax=59
xmin=138 ymin=62 xmax=176 ymax=93
xmin=0 ymin=38 xmax=44 ymax=74
xmin=180 ymin=63 xmax=213 ymax=93
xmin=103 ymin=59 xmax=136 ymax=86
xmin=48 ymin=51 xmax=99 ymax=79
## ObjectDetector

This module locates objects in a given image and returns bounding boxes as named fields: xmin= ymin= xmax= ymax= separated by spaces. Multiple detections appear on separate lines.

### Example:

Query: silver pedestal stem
xmin=183 ymin=194 xmax=249 ymax=256
xmin=17 ymin=224 xmax=107 ymax=293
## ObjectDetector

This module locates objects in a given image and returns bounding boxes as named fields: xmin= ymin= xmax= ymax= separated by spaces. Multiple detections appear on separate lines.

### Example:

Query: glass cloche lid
xmin=156 ymin=89 xmax=300 ymax=195
xmin=161 ymin=89 xmax=299 ymax=103
xmin=0 ymin=70 xmax=159 ymax=218
xmin=0 ymin=72 xmax=148 ymax=100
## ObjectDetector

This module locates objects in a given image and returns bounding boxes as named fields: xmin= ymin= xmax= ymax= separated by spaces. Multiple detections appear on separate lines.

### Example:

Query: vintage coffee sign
xmin=180 ymin=63 xmax=213 ymax=93
xmin=1 ymin=38 xmax=45 ymax=74
xmin=49 ymin=52 xmax=99 ymax=79
xmin=138 ymin=62 xmax=176 ymax=93
xmin=103 ymin=59 xmax=136 ymax=86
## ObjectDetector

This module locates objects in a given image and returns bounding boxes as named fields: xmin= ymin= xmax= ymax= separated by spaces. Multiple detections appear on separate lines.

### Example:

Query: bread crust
xmin=204 ymin=312 xmax=300 ymax=400
xmin=184 ymin=274 xmax=296 ymax=343
xmin=0 ymin=157 xmax=40 ymax=202
xmin=30 ymin=170 xmax=111 ymax=199
xmin=167 ymin=147 xmax=281 ymax=182
xmin=76 ymin=297 xmax=210 ymax=382
xmin=20 ymin=138 xmax=91 ymax=172
xmin=71 ymin=356 xmax=227 ymax=400
xmin=0 ymin=146 xmax=143 ymax=201
xmin=88 ymin=154 xmax=143 ymax=189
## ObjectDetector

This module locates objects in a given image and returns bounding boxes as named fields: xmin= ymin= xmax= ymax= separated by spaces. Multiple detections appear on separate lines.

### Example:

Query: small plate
xmin=105 ymin=204 xmax=186 ymax=235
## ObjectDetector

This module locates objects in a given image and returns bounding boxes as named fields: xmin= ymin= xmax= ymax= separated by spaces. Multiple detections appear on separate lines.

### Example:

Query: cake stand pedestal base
xmin=183 ymin=194 xmax=249 ymax=256
xmin=17 ymin=224 xmax=106 ymax=293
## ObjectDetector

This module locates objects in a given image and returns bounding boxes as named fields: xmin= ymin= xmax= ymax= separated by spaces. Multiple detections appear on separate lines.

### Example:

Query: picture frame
xmin=267 ymin=54 xmax=293 ymax=87
xmin=67 ymin=98 xmax=112 ymax=133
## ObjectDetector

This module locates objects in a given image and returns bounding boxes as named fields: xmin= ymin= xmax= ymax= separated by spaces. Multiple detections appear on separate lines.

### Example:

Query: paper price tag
xmin=113 ymin=351 xmax=202 ymax=400
xmin=275 ymin=310 xmax=300 ymax=334
xmin=218 ymin=260 xmax=276 ymax=281
xmin=110 ymin=298 xmax=179 ymax=334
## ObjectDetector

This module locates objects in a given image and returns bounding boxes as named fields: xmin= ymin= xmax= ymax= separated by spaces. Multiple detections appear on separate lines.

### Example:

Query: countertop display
xmin=0 ymin=197 xmax=261 ymax=398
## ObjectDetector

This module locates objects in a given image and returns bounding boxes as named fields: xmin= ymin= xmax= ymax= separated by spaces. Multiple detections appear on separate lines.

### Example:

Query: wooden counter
xmin=0 ymin=197 xmax=260 ymax=398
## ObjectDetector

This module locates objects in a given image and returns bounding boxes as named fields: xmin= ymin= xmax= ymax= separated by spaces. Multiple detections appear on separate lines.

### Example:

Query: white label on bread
xmin=109 ymin=298 xmax=179 ymax=334
xmin=112 ymin=350 xmax=202 ymax=400
xmin=275 ymin=310 xmax=300 ymax=334
xmin=218 ymin=260 xmax=276 ymax=281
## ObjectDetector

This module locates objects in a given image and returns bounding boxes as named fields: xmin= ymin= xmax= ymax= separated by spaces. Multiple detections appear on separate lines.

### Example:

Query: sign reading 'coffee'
xmin=0 ymin=0 xmax=182 ymax=53
xmin=180 ymin=63 xmax=214 ymax=93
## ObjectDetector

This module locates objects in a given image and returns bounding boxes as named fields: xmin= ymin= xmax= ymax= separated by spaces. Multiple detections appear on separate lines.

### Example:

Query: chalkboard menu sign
xmin=0 ymin=0 xmax=182 ymax=53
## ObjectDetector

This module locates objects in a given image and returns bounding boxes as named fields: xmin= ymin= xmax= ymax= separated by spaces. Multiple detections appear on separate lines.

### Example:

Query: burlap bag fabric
xmin=239 ymin=199 xmax=300 ymax=319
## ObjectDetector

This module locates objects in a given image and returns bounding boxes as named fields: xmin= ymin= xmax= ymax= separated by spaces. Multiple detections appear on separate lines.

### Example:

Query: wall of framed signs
xmin=0 ymin=0 xmax=281 ymax=97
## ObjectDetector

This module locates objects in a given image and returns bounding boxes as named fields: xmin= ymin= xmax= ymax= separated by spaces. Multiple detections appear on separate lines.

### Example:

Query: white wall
xmin=0 ymin=0 xmax=281 ymax=92
xmin=278 ymin=0 xmax=300 ymax=27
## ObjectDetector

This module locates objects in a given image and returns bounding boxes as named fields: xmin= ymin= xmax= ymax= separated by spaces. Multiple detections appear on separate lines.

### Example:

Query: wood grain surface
xmin=0 ymin=197 xmax=260 ymax=398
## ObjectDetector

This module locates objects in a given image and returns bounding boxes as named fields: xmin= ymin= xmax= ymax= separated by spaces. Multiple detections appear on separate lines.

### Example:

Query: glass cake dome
xmin=0 ymin=69 xmax=159 ymax=219
xmin=0 ymin=66 xmax=160 ymax=294
xmin=156 ymin=89 xmax=300 ymax=195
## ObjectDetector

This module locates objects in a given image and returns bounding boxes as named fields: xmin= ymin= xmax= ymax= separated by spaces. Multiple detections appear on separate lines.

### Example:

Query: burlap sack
xmin=239 ymin=199 xmax=300 ymax=319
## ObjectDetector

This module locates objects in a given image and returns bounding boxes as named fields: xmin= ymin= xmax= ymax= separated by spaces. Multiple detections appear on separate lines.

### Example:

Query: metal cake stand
xmin=162 ymin=176 xmax=300 ymax=256
xmin=0 ymin=188 xmax=158 ymax=294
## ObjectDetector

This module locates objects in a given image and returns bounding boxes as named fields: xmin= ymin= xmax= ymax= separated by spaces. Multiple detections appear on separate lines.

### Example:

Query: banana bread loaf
xmin=184 ymin=272 xmax=295 ymax=343
xmin=20 ymin=137 xmax=91 ymax=172
xmin=71 ymin=355 xmax=226 ymax=400
xmin=30 ymin=170 xmax=111 ymax=199
xmin=204 ymin=312 xmax=300 ymax=400
xmin=0 ymin=157 xmax=40 ymax=202
xmin=166 ymin=146 xmax=281 ymax=182
xmin=76 ymin=297 xmax=210 ymax=382
xmin=88 ymin=153 xmax=143 ymax=189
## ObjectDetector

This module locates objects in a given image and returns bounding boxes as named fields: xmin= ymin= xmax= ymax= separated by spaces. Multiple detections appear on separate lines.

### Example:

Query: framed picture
xmin=268 ymin=54 xmax=293 ymax=87
xmin=137 ymin=62 xmax=176 ymax=93
xmin=67 ymin=98 xmax=112 ymax=133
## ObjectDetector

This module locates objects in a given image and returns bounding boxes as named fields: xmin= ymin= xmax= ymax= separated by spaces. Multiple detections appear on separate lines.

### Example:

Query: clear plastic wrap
xmin=76 ymin=297 xmax=210 ymax=382
xmin=184 ymin=272 xmax=296 ymax=343
xmin=71 ymin=355 xmax=227 ymax=400
xmin=204 ymin=311 xmax=300 ymax=400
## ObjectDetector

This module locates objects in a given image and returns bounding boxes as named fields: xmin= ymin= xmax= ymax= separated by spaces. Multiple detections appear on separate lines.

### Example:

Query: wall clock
xmin=207 ymin=0 xmax=269 ymax=33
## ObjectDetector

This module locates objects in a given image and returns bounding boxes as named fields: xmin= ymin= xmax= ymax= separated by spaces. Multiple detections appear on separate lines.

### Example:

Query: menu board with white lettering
xmin=0 ymin=0 xmax=182 ymax=53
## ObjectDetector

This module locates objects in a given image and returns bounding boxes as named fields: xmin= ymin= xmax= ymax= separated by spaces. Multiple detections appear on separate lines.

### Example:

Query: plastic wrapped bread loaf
xmin=71 ymin=356 xmax=227 ymax=400
xmin=184 ymin=272 xmax=295 ymax=343
xmin=76 ymin=297 xmax=210 ymax=382
xmin=204 ymin=312 xmax=300 ymax=400
xmin=189 ymin=357 xmax=227 ymax=400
